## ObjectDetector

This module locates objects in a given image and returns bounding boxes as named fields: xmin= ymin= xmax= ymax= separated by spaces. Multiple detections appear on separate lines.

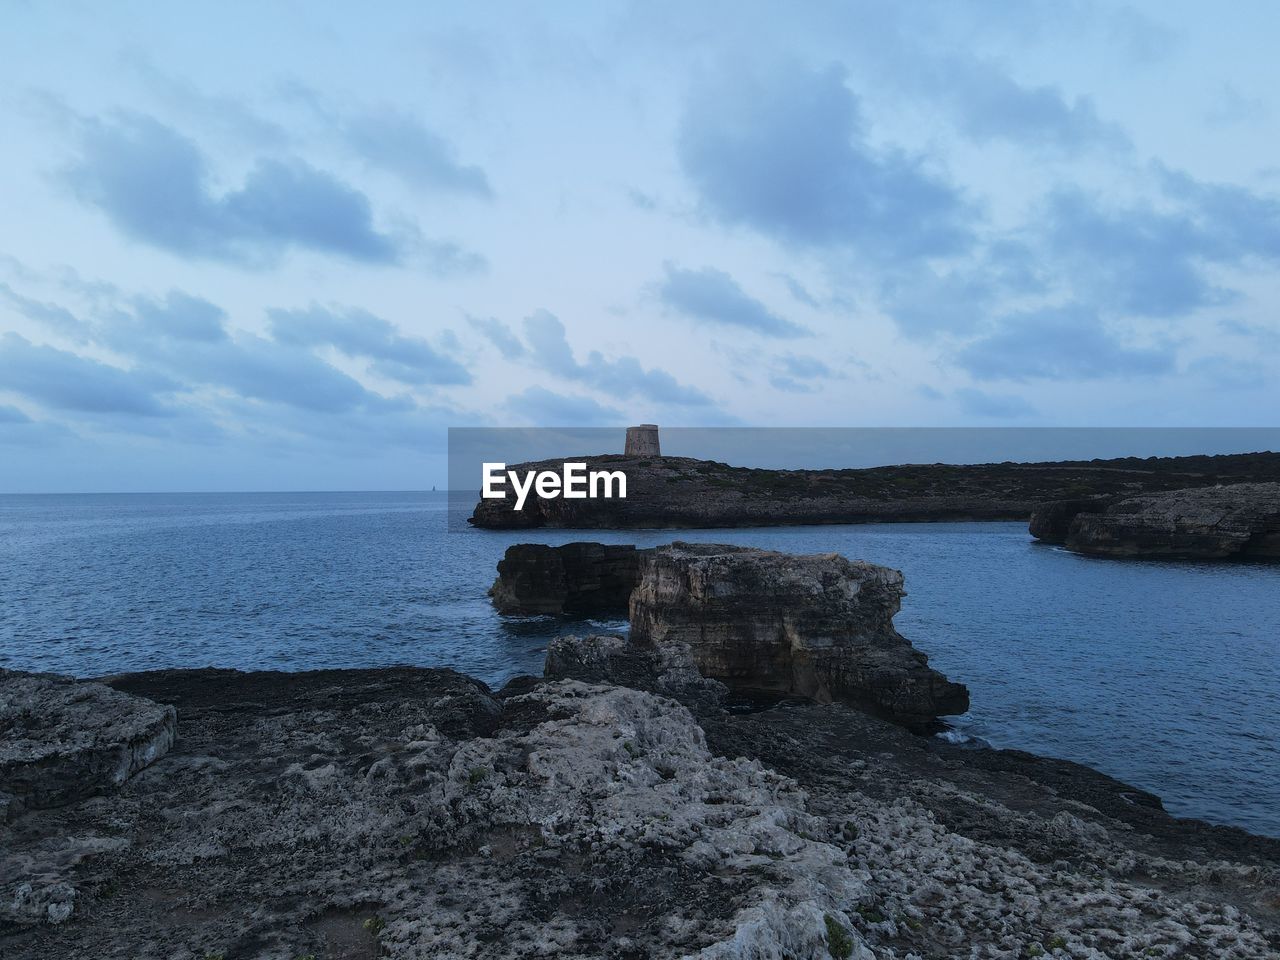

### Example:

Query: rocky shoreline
xmin=1030 ymin=482 xmax=1280 ymax=560
xmin=3 ymin=665 xmax=1278 ymax=959
xmin=4 ymin=543 xmax=1279 ymax=958
xmin=469 ymin=451 xmax=1280 ymax=530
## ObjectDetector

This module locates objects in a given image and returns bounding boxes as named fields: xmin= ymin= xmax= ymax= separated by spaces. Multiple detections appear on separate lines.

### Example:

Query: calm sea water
xmin=1 ymin=491 xmax=1277 ymax=837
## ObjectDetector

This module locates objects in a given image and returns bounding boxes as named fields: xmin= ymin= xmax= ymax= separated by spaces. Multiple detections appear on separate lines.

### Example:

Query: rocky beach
xmin=4 ymin=543 xmax=1279 ymax=959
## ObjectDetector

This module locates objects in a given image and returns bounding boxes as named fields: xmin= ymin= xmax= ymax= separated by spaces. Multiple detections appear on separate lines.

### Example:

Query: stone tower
xmin=624 ymin=424 xmax=660 ymax=457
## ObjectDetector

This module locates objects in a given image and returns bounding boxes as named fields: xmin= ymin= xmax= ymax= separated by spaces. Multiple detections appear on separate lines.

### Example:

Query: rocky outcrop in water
xmin=1027 ymin=497 xmax=1110 ymax=542
xmin=469 ymin=451 xmax=1280 ymax=529
xmin=0 ymin=670 xmax=176 ymax=823
xmin=488 ymin=542 xmax=648 ymax=615
xmin=1031 ymin=482 xmax=1280 ymax=559
xmin=3 ymin=667 xmax=1277 ymax=958
xmin=627 ymin=543 xmax=968 ymax=726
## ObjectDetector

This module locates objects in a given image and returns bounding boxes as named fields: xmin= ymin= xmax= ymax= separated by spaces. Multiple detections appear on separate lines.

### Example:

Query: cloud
xmin=677 ymin=61 xmax=971 ymax=259
xmin=505 ymin=385 xmax=622 ymax=426
xmin=954 ymin=387 xmax=1037 ymax=419
xmin=1185 ymin=355 xmax=1271 ymax=390
xmin=1157 ymin=166 xmax=1280 ymax=259
xmin=0 ymin=333 xmax=178 ymax=416
xmin=522 ymin=310 xmax=713 ymax=406
xmin=342 ymin=108 xmax=491 ymax=198
xmin=1041 ymin=189 xmax=1224 ymax=318
xmin=91 ymin=294 xmax=407 ymax=414
xmin=776 ymin=273 xmax=820 ymax=308
xmin=0 ymin=282 xmax=90 ymax=339
xmin=268 ymin=305 xmax=472 ymax=386
xmin=658 ymin=264 xmax=806 ymax=338
xmin=922 ymin=56 xmax=1129 ymax=153
xmin=166 ymin=332 xmax=404 ymax=414
xmin=126 ymin=53 xmax=288 ymax=147
xmin=469 ymin=315 xmax=526 ymax=360
xmin=122 ymin=291 xmax=229 ymax=342
xmin=1219 ymin=317 xmax=1280 ymax=353
xmin=768 ymin=353 xmax=839 ymax=393
xmin=956 ymin=305 xmax=1176 ymax=381
xmin=880 ymin=269 xmax=996 ymax=338
xmin=0 ymin=404 xmax=73 ymax=448
xmin=1041 ymin=174 xmax=1280 ymax=319
xmin=415 ymin=240 xmax=487 ymax=277
xmin=66 ymin=113 xmax=401 ymax=264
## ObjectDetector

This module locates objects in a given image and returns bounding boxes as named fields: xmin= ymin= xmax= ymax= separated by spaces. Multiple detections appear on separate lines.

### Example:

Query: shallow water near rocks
xmin=1 ymin=491 xmax=1277 ymax=836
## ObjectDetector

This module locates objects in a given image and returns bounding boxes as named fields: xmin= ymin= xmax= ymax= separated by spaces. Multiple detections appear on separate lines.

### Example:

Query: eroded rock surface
xmin=544 ymin=633 xmax=728 ymax=715
xmin=1032 ymin=483 xmax=1280 ymax=559
xmin=0 ymin=670 xmax=176 ymax=822
xmin=489 ymin=542 xmax=649 ymax=615
xmin=2 ymin=667 xmax=1276 ymax=959
xmin=629 ymin=543 xmax=969 ymax=726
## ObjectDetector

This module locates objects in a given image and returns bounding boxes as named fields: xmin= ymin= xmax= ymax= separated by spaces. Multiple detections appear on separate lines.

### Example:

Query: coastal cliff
xmin=469 ymin=451 xmax=1280 ymax=529
xmin=1030 ymin=482 xmax=1280 ymax=559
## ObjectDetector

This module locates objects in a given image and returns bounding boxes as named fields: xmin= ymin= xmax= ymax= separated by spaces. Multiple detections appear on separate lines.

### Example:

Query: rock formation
xmin=0 ymin=670 xmax=176 ymax=822
xmin=544 ymin=632 xmax=728 ymax=714
xmin=1031 ymin=482 xmax=1280 ymax=559
xmin=1026 ymin=496 xmax=1110 ymax=542
xmin=3 ymin=666 xmax=1276 ymax=957
xmin=502 ymin=541 xmax=967 ymax=726
xmin=488 ymin=542 xmax=648 ymax=615
xmin=627 ymin=543 xmax=968 ymax=726
xmin=470 ymin=450 xmax=1280 ymax=529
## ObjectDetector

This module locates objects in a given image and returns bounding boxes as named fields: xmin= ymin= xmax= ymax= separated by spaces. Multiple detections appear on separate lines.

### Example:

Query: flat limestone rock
xmin=0 ymin=670 xmax=176 ymax=819
xmin=629 ymin=543 xmax=969 ymax=726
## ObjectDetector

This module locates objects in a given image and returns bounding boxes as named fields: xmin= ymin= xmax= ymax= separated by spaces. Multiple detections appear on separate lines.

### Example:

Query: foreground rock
xmin=627 ymin=543 xmax=968 ymax=726
xmin=1032 ymin=482 xmax=1280 ymax=559
xmin=489 ymin=542 xmax=648 ymax=615
xmin=0 ymin=670 xmax=176 ymax=823
xmin=470 ymin=451 xmax=1280 ymax=529
xmin=2 ymin=667 xmax=1277 ymax=958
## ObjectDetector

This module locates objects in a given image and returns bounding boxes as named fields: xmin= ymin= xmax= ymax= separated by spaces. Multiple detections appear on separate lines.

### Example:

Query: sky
xmin=1 ymin=0 xmax=1279 ymax=491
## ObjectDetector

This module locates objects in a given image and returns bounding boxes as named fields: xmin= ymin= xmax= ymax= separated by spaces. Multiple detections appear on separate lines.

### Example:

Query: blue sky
xmin=1 ymin=1 xmax=1278 ymax=490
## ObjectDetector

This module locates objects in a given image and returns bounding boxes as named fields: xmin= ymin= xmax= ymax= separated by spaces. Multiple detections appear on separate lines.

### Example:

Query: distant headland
xmin=469 ymin=425 xmax=1280 ymax=559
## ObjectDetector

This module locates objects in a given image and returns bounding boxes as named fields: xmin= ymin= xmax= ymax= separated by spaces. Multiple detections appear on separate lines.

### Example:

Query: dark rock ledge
xmin=489 ymin=542 xmax=647 ymax=615
xmin=1030 ymin=482 xmax=1280 ymax=560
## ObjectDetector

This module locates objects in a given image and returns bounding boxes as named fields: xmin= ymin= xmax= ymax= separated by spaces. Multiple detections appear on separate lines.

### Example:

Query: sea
xmin=1 ymin=491 xmax=1277 ymax=837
